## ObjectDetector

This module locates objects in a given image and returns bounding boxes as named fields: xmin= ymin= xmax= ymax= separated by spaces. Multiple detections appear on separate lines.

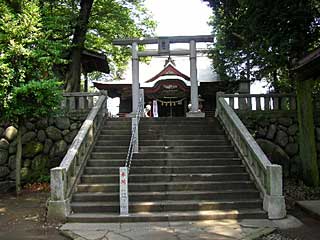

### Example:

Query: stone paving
xmin=60 ymin=217 xmax=303 ymax=240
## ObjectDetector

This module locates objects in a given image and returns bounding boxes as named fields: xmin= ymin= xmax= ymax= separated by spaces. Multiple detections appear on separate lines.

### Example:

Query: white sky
xmin=107 ymin=0 xmax=265 ymax=114
xmin=120 ymin=0 xmax=218 ymax=84
xmin=144 ymin=0 xmax=212 ymax=36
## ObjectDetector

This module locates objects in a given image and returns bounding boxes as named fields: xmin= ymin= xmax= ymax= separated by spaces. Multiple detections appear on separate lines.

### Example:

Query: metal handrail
xmin=124 ymin=93 xmax=144 ymax=174
xmin=120 ymin=90 xmax=144 ymax=216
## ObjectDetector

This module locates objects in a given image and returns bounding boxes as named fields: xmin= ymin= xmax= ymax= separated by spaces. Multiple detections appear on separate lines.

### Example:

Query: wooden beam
xmin=113 ymin=35 xmax=214 ymax=45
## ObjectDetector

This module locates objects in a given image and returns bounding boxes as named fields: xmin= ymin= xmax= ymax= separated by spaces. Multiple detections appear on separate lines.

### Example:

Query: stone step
xmin=102 ymin=124 xmax=222 ymax=130
xmin=139 ymin=134 xmax=228 ymax=140
xmin=98 ymin=134 xmax=227 ymax=141
xmin=95 ymin=139 xmax=230 ymax=146
xmin=91 ymin=152 xmax=239 ymax=159
xmin=86 ymin=159 xmax=242 ymax=167
xmin=81 ymin=173 xmax=250 ymax=183
xmin=71 ymin=199 xmax=262 ymax=213
xmin=98 ymin=135 xmax=131 ymax=141
xmin=67 ymin=209 xmax=267 ymax=223
xmin=84 ymin=165 xmax=244 ymax=174
xmin=76 ymin=181 xmax=255 ymax=193
xmin=95 ymin=140 xmax=130 ymax=146
xmin=140 ymin=117 xmax=217 ymax=122
xmin=99 ymin=129 xmax=225 ymax=135
xmin=105 ymin=118 xmax=131 ymax=122
xmin=93 ymin=145 xmax=234 ymax=153
xmin=72 ymin=189 xmax=261 ymax=202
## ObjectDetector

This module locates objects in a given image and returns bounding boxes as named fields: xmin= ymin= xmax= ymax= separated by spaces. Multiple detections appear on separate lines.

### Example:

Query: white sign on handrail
xmin=119 ymin=167 xmax=129 ymax=216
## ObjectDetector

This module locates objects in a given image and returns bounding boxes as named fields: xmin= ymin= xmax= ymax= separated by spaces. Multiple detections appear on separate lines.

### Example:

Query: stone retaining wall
xmin=238 ymin=111 xmax=320 ymax=178
xmin=0 ymin=115 xmax=86 ymax=192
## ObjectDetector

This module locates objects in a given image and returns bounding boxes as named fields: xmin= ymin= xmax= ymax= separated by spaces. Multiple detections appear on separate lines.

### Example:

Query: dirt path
xmin=281 ymin=208 xmax=320 ymax=240
xmin=0 ymin=192 xmax=67 ymax=240
xmin=1 ymin=191 xmax=320 ymax=240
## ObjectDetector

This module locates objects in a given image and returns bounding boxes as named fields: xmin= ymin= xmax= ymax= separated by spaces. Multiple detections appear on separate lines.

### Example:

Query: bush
xmin=5 ymin=80 xmax=63 ymax=121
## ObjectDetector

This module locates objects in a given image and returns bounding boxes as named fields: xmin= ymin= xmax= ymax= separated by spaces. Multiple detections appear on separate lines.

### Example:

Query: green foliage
xmin=207 ymin=0 xmax=320 ymax=92
xmin=86 ymin=0 xmax=156 ymax=77
xmin=0 ymin=0 xmax=67 ymax=114
xmin=4 ymin=80 xmax=63 ymax=122
xmin=0 ymin=0 xmax=156 ymax=95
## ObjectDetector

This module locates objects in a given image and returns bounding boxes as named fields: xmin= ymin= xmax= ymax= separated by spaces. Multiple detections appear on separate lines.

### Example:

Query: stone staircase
xmin=67 ymin=117 xmax=266 ymax=222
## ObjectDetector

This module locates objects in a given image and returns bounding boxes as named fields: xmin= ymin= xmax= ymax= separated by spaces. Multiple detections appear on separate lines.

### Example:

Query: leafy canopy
xmin=207 ymin=0 xmax=320 ymax=91
xmin=0 ymin=0 xmax=64 ymax=120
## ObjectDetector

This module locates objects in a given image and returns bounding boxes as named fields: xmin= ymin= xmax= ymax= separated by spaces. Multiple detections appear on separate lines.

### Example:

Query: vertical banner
xmin=153 ymin=100 xmax=158 ymax=118
xmin=119 ymin=167 xmax=129 ymax=216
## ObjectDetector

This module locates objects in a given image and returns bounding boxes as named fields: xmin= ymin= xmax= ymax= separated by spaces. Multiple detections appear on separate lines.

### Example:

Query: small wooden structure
xmin=81 ymin=49 xmax=110 ymax=92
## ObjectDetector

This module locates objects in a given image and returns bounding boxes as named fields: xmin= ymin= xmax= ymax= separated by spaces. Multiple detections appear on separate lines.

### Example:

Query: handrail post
xmin=47 ymin=167 xmax=71 ymax=220
xmin=140 ymin=89 xmax=145 ymax=117
xmin=100 ymin=90 xmax=108 ymax=116
xmin=215 ymin=91 xmax=224 ymax=117
xmin=264 ymin=165 xmax=286 ymax=219
xmin=132 ymin=117 xmax=139 ymax=153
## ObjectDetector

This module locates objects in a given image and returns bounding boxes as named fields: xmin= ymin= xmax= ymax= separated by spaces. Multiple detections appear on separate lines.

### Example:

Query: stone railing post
xmin=132 ymin=117 xmax=138 ymax=153
xmin=100 ymin=90 xmax=108 ymax=116
xmin=140 ymin=89 xmax=145 ymax=117
xmin=215 ymin=92 xmax=224 ymax=117
xmin=264 ymin=165 xmax=286 ymax=219
xmin=47 ymin=167 xmax=71 ymax=220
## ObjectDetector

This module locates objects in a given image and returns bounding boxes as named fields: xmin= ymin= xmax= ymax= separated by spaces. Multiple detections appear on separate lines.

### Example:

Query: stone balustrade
xmin=48 ymin=92 xmax=108 ymax=220
xmin=222 ymin=93 xmax=297 ymax=111
xmin=62 ymin=92 xmax=102 ymax=113
xmin=215 ymin=92 xmax=286 ymax=219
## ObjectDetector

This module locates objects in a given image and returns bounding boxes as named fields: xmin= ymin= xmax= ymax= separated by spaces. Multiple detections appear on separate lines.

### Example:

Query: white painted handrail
xmin=215 ymin=92 xmax=286 ymax=219
xmin=48 ymin=91 xmax=108 ymax=219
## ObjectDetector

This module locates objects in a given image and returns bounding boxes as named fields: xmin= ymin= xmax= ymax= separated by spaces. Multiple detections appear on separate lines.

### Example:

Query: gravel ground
xmin=258 ymin=231 xmax=299 ymax=240
xmin=0 ymin=192 xmax=67 ymax=240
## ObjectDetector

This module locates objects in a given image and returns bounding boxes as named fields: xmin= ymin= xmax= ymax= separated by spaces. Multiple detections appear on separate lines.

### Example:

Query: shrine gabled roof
xmin=145 ymin=62 xmax=190 ymax=83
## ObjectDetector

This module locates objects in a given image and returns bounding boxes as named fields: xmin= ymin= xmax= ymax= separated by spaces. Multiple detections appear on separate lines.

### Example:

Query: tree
xmin=206 ymin=0 xmax=320 ymax=186
xmin=0 ymin=1 xmax=64 ymax=193
xmin=0 ymin=0 xmax=67 ymax=108
xmin=206 ymin=0 xmax=320 ymax=91
xmin=62 ymin=0 xmax=156 ymax=92
xmin=65 ymin=0 xmax=94 ymax=92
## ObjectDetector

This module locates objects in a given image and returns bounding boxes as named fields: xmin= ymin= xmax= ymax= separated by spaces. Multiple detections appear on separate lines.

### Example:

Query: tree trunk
xmin=296 ymin=79 xmax=319 ymax=187
xmin=15 ymin=128 xmax=22 ymax=195
xmin=65 ymin=0 xmax=94 ymax=92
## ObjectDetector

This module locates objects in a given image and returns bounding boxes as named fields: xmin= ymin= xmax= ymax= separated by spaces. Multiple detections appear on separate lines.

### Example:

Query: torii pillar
xmin=131 ymin=42 xmax=139 ymax=116
xmin=186 ymin=40 xmax=205 ymax=117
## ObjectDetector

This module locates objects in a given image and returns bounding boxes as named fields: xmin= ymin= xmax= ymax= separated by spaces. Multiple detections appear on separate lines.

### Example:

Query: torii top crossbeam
xmin=113 ymin=35 xmax=214 ymax=45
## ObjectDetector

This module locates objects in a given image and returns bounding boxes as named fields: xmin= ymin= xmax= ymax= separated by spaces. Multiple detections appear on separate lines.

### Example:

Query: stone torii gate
xmin=113 ymin=35 xmax=214 ymax=117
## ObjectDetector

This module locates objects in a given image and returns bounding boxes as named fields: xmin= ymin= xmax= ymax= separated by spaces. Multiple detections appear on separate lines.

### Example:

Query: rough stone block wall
xmin=0 ymin=114 xmax=86 ymax=192
xmin=238 ymin=111 xmax=320 ymax=178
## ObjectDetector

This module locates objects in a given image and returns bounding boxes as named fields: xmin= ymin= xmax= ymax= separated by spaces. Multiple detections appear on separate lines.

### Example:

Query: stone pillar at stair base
xmin=263 ymin=195 xmax=286 ymax=219
xmin=47 ymin=167 xmax=70 ymax=221
xmin=263 ymin=165 xmax=286 ymax=219
xmin=47 ymin=199 xmax=71 ymax=221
